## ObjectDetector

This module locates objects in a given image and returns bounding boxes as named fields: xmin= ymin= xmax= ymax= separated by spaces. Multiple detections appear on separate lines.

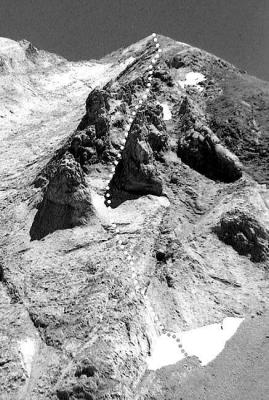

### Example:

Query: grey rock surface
xmin=0 ymin=34 xmax=269 ymax=399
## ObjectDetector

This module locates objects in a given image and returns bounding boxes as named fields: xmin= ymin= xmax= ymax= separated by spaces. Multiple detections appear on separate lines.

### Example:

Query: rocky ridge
xmin=0 ymin=34 xmax=269 ymax=400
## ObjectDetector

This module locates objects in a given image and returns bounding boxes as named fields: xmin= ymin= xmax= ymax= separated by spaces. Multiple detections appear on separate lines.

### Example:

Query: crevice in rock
xmin=75 ymin=361 xmax=97 ymax=378
xmin=0 ymin=261 xmax=4 ymax=282
xmin=209 ymin=275 xmax=241 ymax=288
xmin=0 ymin=260 xmax=21 ymax=303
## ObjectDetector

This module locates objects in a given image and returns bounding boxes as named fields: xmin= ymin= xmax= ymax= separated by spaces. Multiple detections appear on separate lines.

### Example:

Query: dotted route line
xmin=103 ymin=33 xmax=202 ymax=364
xmin=104 ymin=33 xmax=161 ymax=207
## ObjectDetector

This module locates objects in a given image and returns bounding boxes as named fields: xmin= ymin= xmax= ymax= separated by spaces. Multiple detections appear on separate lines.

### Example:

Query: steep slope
xmin=0 ymin=37 xmax=134 ymax=189
xmin=0 ymin=34 xmax=269 ymax=400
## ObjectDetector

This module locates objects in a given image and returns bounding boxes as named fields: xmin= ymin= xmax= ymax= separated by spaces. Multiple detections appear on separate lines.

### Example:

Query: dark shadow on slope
xmin=30 ymin=199 xmax=83 ymax=240
xmin=178 ymin=141 xmax=243 ymax=183
xmin=176 ymin=97 xmax=243 ymax=183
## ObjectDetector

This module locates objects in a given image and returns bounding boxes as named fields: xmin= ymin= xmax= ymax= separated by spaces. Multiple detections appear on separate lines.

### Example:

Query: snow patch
xmin=178 ymin=71 xmax=206 ymax=91
xmin=147 ymin=317 xmax=243 ymax=370
xmin=18 ymin=337 xmax=37 ymax=376
xmin=147 ymin=334 xmax=185 ymax=370
xmin=161 ymin=102 xmax=172 ymax=120
xmin=90 ymin=188 xmax=170 ymax=231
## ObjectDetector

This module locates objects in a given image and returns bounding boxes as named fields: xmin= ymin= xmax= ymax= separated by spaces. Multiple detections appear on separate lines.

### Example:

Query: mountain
xmin=0 ymin=34 xmax=268 ymax=400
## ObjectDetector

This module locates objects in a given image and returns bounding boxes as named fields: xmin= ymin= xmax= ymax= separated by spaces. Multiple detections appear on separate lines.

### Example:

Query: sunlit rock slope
xmin=0 ymin=34 xmax=269 ymax=400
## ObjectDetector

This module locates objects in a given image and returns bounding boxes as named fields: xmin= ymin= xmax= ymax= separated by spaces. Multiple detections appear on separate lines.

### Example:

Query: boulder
xmin=213 ymin=209 xmax=269 ymax=262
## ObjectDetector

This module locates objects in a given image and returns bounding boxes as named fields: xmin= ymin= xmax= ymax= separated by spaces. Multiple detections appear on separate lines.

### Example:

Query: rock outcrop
xmin=177 ymin=97 xmax=243 ymax=182
xmin=111 ymin=104 xmax=168 ymax=197
xmin=213 ymin=209 xmax=269 ymax=262
xmin=30 ymin=154 xmax=95 ymax=240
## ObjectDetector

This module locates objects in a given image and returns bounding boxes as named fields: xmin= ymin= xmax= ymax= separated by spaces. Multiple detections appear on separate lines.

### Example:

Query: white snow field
xmin=147 ymin=317 xmax=244 ymax=370
xmin=178 ymin=71 xmax=206 ymax=91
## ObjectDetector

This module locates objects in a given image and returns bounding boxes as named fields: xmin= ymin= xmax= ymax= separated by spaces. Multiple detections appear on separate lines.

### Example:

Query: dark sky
xmin=1 ymin=0 xmax=269 ymax=80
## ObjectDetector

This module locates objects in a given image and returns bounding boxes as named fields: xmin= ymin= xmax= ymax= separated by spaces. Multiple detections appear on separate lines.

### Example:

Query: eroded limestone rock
xmin=213 ymin=209 xmax=269 ymax=262
xmin=30 ymin=154 xmax=95 ymax=240
xmin=177 ymin=97 xmax=242 ymax=182
xmin=112 ymin=104 xmax=168 ymax=196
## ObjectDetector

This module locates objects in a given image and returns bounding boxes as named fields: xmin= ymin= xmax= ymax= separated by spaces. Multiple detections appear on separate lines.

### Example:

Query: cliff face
xmin=0 ymin=35 xmax=269 ymax=400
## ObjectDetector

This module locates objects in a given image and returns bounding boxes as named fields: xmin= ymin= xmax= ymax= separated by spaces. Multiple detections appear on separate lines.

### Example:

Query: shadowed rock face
xmin=177 ymin=97 xmax=243 ymax=182
xmin=112 ymin=104 xmax=168 ymax=196
xmin=30 ymin=154 xmax=94 ymax=240
xmin=168 ymin=47 xmax=238 ymax=74
xmin=178 ymin=125 xmax=243 ymax=182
